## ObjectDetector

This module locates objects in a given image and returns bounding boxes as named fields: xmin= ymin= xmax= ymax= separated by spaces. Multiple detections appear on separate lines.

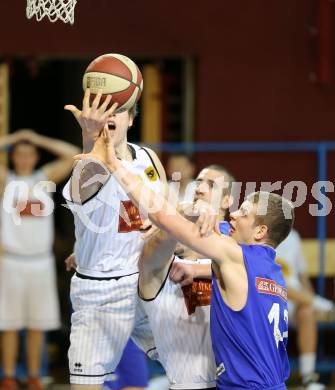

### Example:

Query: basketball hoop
xmin=26 ymin=0 xmax=77 ymax=24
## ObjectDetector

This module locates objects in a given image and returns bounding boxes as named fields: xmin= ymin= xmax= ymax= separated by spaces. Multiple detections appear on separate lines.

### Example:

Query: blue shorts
xmin=104 ymin=339 xmax=149 ymax=390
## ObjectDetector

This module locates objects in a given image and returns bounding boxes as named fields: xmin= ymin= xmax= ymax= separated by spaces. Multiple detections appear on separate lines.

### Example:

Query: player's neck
xmin=115 ymin=141 xmax=133 ymax=162
xmin=14 ymin=168 xmax=34 ymax=176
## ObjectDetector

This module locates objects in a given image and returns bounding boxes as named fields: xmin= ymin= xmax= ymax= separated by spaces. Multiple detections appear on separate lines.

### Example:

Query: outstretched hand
xmin=64 ymin=88 xmax=118 ymax=141
xmin=74 ymin=127 xmax=117 ymax=169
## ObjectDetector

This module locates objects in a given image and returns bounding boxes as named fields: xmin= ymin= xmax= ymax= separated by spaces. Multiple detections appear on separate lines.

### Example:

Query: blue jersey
xmin=211 ymin=245 xmax=290 ymax=390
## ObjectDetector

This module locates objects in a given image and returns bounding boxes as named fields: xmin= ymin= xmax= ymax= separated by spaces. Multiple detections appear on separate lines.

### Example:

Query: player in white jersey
xmin=65 ymin=164 xmax=234 ymax=390
xmin=64 ymin=88 xmax=166 ymax=389
xmin=276 ymin=230 xmax=334 ymax=389
xmin=0 ymin=129 xmax=80 ymax=390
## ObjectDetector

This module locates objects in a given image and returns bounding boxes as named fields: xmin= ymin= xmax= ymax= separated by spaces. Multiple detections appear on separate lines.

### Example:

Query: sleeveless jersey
xmin=211 ymin=245 xmax=290 ymax=390
xmin=140 ymin=257 xmax=216 ymax=389
xmin=63 ymin=143 xmax=161 ymax=277
xmin=0 ymin=170 xmax=54 ymax=256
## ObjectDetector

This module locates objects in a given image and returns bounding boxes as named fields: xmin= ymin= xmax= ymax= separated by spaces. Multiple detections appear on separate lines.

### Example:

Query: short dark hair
xmin=167 ymin=153 xmax=195 ymax=165
xmin=11 ymin=140 xmax=38 ymax=153
xmin=247 ymin=191 xmax=294 ymax=248
xmin=205 ymin=164 xmax=236 ymax=196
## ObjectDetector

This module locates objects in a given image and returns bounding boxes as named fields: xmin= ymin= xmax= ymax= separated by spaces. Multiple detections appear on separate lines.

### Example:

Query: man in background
xmin=0 ymin=129 xmax=79 ymax=390
xmin=166 ymin=153 xmax=195 ymax=203
xmin=276 ymin=229 xmax=334 ymax=390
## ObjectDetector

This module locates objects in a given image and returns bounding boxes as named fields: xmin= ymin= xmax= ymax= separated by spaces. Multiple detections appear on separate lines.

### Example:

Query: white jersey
xmin=0 ymin=170 xmax=54 ymax=256
xmin=275 ymin=229 xmax=306 ymax=289
xmin=140 ymin=257 xmax=216 ymax=389
xmin=63 ymin=143 xmax=161 ymax=278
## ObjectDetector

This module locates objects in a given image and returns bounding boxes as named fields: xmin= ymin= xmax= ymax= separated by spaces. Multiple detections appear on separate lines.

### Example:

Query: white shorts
xmin=69 ymin=272 xmax=145 ymax=385
xmin=0 ymin=253 xmax=61 ymax=330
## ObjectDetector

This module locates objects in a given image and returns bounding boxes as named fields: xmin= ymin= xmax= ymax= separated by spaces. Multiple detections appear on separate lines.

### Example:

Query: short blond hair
xmin=247 ymin=191 xmax=294 ymax=248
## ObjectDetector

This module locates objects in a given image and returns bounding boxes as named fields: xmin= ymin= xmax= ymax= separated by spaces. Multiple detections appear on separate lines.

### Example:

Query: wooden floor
xmin=51 ymin=386 xmax=335 ymax=390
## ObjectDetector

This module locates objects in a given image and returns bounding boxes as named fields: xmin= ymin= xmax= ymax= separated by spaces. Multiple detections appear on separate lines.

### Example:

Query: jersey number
xmin=268 ymin=303 xmax=288 ymax=348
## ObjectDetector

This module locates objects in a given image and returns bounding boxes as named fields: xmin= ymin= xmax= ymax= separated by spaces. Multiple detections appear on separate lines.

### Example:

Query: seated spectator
xmin=276 ymin=229 xmax=334 ymax=390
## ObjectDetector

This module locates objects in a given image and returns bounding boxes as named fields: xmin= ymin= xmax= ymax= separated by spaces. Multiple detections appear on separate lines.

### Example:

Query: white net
xmin=26 ymin=0 xmax=77 ymax=24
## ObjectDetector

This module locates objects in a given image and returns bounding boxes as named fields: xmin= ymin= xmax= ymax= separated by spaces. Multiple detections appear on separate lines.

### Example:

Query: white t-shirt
xmin=0 ymin=170 xmax=54 ymax=256
xmin=275 ymin=229 xmax=306 ymax=289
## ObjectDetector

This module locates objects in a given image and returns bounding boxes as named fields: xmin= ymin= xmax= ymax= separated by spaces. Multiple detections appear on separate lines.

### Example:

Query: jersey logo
xmin=182 ymin=278 xmax=212 ymax=315
xmin=216 ymin=362 xmax=225 ymax=377
xmin=255 ymin=277 xmax=287 ymax=302
xmin=118 ymin=200 xmax=143 ymax=233
xmin=17 ymin=200 xmax=45 ymax=217
xmin=73 ymin=362 xmax=83 ymax=373
xmin=144 ymin=166 xmax=158 ymax=182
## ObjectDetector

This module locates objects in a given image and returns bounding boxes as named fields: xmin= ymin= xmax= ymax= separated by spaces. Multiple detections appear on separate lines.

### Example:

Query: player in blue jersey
xmin=74 ymin=118 xmax=294 ymax=390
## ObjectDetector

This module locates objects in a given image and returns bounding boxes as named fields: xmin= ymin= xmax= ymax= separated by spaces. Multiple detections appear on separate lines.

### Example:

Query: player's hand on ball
xmin=169 ymin=262 xmax=196 ymax=287
xmin=65 ymin=88 xmax=118 ymax=141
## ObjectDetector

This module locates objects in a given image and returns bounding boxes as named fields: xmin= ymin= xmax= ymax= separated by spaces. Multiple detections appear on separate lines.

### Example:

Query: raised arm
xmin=65 ymin=90 xmax=118 ymax=203
xmin=0 ymin=132 xmax=24 ymax=192
xmin=0 ymin=132 xmax=25 ymax=151
xmin=16 ymin=129 xmax=80 ymax=184
xmin=75 ymin=130 xmax=243 ymax=267
xmin=139 ymin=227 xmax=177 ymax=298
xmin=110 ymin=165 xmax=241 ymax=266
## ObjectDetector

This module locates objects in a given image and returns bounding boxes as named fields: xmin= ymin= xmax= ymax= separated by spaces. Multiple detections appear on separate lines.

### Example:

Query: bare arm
xmin=75 ymin=129 xmax=248 ymax=309
xmin=76 ymin=132 xmax=242 ymax=266
xmin=0 ymin=132 xmax=23 ymax=150
xmin=16 ymin=129 xmax=80 ymax=184
xmin=70 ymin=160 xmax=109 ymax=204
xmin=139 ymin=228 xmax=177 ymax=298
xmin=287 ymin=286 xmax=313 ymax=306
xmin=299 ymin=272 xmax=314 ymax=293
xmin=169 ymin=262 xmax=212 ymax=286
xmin=34 ymin=134 xmax=80 ymax=184
xmin=0 ymin=131 xmax=34 ymax=191
xmin=111 ymin=161 xmax=241 ymax=265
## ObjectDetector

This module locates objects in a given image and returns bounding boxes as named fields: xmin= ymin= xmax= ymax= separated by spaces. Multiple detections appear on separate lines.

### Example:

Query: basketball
xmin=82 ymin=53 xmax=143 ymax=113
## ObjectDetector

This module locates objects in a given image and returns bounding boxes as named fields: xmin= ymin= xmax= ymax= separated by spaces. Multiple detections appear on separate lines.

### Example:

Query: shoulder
xmin=140 ymin=146 xmax=167 ymax=182
xmin=140 ymin=146 xmax=161 ymax=164
xmin=241 ymin=244 xmax=274 ymax=261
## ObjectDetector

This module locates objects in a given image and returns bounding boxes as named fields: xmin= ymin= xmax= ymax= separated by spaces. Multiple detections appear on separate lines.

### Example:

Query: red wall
xmin=1 ymin=1 xmax=334 ymax=139
xmin=1 ymin=0 xmax=334 ymax=236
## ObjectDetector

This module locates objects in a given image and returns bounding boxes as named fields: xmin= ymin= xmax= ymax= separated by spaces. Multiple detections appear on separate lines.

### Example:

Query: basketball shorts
xmin=0 ymin=253 xmax=61 ymax=330
xmin=69 ymin=272 xmax=149 ymax=385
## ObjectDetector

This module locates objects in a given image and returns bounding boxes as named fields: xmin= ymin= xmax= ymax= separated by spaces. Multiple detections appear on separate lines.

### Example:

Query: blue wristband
xmin=219 ymin=221 xmax=231 ymax=236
